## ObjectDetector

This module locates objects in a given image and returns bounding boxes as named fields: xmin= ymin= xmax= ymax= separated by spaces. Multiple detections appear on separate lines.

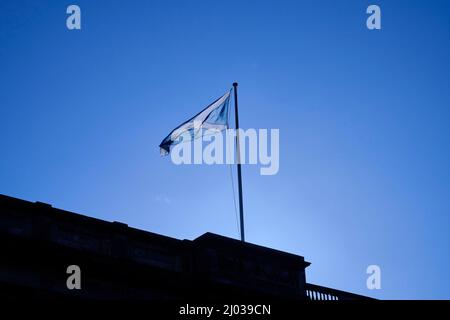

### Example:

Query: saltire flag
xmin=159 ymin=91 xmax=231 ymax=155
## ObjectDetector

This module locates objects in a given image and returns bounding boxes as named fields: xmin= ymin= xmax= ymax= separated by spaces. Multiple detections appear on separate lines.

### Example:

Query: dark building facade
xmin=0 ymin=194 xmax=372 ymax=301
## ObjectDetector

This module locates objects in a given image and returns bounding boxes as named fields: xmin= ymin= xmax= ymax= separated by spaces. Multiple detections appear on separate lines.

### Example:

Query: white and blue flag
xmin=159 ymin=91 xmax=231 ymax=155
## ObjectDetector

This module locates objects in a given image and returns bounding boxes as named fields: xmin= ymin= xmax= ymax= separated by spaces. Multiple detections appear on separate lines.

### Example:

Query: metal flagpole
xmin=233 ymin=82 xmax=245 ymax=242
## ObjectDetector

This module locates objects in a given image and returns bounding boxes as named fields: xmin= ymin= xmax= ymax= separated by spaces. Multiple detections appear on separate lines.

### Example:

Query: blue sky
xmin=1 ymin=0 xmax=449 ymax=299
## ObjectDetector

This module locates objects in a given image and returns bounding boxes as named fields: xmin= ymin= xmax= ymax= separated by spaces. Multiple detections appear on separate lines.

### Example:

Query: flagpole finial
xmin=233 ymin=82 xmax=238 ymax=87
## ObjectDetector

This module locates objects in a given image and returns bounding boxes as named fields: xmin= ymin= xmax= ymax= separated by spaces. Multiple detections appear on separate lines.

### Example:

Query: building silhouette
xmin=0 ymin=194 xmax=373 ymax=301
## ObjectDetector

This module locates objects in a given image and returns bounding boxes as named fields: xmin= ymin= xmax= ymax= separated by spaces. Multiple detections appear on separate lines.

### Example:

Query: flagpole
xmin=233 ymin=82 xmax=245 ymax=242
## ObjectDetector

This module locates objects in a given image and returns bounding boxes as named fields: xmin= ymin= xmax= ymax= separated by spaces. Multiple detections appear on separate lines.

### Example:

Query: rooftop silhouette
xmin=0 ymin=194 xmax=373 ymax=301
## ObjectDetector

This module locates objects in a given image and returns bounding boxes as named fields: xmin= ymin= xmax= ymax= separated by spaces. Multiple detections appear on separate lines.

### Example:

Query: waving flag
xmin=159 ymin=91 xmax=231 ymax=155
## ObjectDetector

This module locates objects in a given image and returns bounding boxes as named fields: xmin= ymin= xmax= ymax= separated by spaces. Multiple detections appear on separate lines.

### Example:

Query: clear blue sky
xmin=1 ymin=0 xmax=449 ymax=299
